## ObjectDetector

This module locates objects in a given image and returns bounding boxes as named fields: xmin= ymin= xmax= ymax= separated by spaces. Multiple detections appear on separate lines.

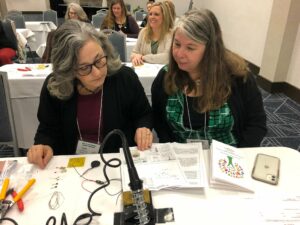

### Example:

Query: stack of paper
xmin=120 ymin=142 xmax=207 ymax=191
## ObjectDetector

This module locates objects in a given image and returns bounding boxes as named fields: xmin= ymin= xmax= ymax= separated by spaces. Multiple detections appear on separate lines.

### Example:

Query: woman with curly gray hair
xmin=27 ymin=20 xmax=153 ymax=169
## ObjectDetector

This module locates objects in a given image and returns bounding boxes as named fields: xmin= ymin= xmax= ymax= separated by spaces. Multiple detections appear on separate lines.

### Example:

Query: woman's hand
xmin=131 ymin=54 xmax=144 ymax=67
xmin=134 ymin=127 xmax=153 ymax=151
xmin=27 ymin=144 xmax=53 ymax=169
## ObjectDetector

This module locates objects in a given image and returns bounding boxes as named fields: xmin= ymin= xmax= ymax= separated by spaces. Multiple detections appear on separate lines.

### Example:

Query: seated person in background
xmin=151 ymin=9 xmax=267 ymax=147
xmin=0 ymin=20 xmax=17 ymax=66
xmin=42 ymin=3 xmax=89 ymax=63
xmin=131 ymin=1 xmax=174 ymax=66
xmin=140 ymin=0 xmax=155 ymax=28
xmin=65 ymin=2 xmax=89 ymax=22
xmin=101 ymin=0 xmax=139 ymax=38
xmin=27 ymin=20 xmax=153 ymax=169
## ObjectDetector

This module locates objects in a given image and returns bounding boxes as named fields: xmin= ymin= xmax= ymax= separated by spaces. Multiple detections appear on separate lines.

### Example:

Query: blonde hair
xmin=143 ymin=1 xmax=173 ymax=43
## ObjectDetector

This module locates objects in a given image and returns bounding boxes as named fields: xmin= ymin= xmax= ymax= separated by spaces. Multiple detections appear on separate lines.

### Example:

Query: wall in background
xmin=193 ymin=0 xmax=300 ymax=90
xmin=5 ymin=0 xmax=49 ymax=11
xmin=287 ymin=23 xmax=300 ymax=88
xmin=194 ymin=0 xmax=273 ymax=67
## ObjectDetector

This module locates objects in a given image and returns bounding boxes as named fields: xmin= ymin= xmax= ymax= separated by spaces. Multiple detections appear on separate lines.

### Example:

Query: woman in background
xmin=140 ymin=0 xmax=155 ymax=28
xmin=65 ymin=2 xmax=89 ymax=22
xmin=151 ymin=9 xmax=267 ymax=147
xmin=42 ymin=2 xmax=89 ymax=63
xmin=131 ymin=1 xmax=174 ymax=66
xmin=101 ymin=0 xmax=139 ymax=38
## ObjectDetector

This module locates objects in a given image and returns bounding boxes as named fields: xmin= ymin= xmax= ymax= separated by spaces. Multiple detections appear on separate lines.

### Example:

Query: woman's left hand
xmin=134 ymin=127 xmax=153 ymax=151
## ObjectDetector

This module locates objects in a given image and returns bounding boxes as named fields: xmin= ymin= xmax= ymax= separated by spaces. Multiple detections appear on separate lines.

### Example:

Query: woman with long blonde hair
xmin=131 ymin=1 xmax=174 ymax=66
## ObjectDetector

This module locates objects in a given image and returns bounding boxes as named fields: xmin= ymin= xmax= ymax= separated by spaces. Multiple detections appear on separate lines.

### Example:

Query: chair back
xmin=96 ymin=9 xmax=108 ymax=15
xmin=6 ymin=10 xmax=22 ymax=17
xmin=102 ymin=29 xmax=127 ymax=62
xmin=92 ymin=13 xmax=106 ymax=28
xmin=5 ymin=14 xmax=25 ymax=28
xmin=0 ymin=72 xmax=20 ymax=156
xmin=43 ymin=10 xmax=58 ymax=26
xmin=135 ymin=10 xmax=147 ymax=21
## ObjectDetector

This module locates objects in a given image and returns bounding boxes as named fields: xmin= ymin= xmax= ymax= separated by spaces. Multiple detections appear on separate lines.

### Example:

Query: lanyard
xmin=184 ymin=90 xmax=207 ymax=140
xmin=76 ymin=87 xmax=103 ymax=144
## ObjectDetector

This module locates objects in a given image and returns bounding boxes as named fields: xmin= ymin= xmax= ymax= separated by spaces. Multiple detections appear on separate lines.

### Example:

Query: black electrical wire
xmin=0 ymin=217 xmax=18 ymax=225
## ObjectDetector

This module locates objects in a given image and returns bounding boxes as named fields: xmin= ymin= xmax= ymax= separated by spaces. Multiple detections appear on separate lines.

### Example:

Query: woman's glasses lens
xmin=77 ymin=56 xmax=107 ymax=76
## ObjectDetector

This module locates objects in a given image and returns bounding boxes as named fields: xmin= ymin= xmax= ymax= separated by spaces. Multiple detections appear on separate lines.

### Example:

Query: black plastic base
xmin=114 ymin=205 xmax=174 ymax=225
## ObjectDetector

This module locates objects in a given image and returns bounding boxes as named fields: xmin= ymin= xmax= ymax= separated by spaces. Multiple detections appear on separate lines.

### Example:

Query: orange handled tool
xmin=13 ymin=179 xmax=36 ymax=202
xmin=0 ymin=178 xmax=10 ymax=201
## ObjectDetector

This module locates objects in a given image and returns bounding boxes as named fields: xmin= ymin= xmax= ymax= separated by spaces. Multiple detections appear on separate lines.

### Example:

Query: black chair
xmin=43 ymin=9 xmax=58 ymax=26
xmin=0 ymin=72 xmax=20 ymax=156
xmin=102 ymin=29 xmax=127 ymax=62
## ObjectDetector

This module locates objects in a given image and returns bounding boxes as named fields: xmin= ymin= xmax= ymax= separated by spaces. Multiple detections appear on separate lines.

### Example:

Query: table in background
xmin=0 ymin=63 xmax=162 ymax=149
xmin=35 ymin=37 xmax=137 ymax=62
xmin=0 ymin=64 xmax=52 ymax=149
xmin=1 ymin=146 xmax=300 ymax=225
xmin=125 ymin=37 xmax=137 ymax=62
xmin=25 ymin=21 xmax=57 ymax=51
xmin=36 ymin=43 xmax=46 ymax=58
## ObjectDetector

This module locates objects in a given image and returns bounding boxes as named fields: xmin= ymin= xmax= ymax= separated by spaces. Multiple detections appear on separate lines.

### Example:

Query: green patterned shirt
xmin=166 ymin=92 xmax=237 ymax=146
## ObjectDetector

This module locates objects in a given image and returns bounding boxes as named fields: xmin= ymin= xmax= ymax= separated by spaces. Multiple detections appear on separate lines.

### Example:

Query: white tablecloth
xmin=2 ymin=146 xmax=300 ymax=225
xmin=0 ymin=63 xmax=161 ymax=149
xmin=25 ymin=21 xmax=57 ymax=51
xmin=0 ymin=64 xmax=52 ymax=149
xmin=125 ymin=37 xmax=137 ymax=62
xmin=36 ymin=43 xmax=46 ymax=58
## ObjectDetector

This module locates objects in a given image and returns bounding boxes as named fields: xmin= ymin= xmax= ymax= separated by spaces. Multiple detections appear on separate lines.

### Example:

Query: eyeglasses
xmin=76 ymin=55 xmax=107 ymax=76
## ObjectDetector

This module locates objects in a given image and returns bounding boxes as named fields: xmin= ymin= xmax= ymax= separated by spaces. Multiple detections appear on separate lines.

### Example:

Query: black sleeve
xmin=151 ymin=67 xmax=175 ymax=142
xmin=34 ymin=75 xmax=63 ymax=153
xmin=232 ymin=74 xmax=267 ymax=147
xmin=126 ymin=15 xmax=140 ymax=38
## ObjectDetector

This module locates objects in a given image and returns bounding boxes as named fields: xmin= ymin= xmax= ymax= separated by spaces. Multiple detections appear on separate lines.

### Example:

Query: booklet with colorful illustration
xmin=209 ymin=140 xmax=253 ymax=192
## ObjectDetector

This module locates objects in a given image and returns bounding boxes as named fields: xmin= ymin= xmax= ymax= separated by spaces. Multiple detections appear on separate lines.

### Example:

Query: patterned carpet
xmin=1 ymin=89 xmax=300 ymax=157
xmin=260 ymin=89 xmax=300 ymax=151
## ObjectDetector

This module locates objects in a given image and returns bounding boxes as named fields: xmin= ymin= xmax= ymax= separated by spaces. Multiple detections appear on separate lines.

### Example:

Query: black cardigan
xmin=151 ymin=68 xmax=267 ymax=147
xmin=34 ymin=66 xmax=153 ymax=154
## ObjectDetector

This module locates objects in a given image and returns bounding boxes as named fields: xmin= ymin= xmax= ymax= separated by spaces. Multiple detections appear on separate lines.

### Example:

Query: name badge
xmin=186 ymin=139 xmax=210 ymax=149
xmin=76 ymin=140 xmax=100 ymax=155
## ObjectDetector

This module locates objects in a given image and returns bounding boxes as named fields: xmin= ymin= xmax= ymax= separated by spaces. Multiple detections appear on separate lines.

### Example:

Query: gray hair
xmin=174 ymin=9 xmax=220 ymax=46
xmin=65 ymin=3 xmax=89 ymax=22
xmin=48 ymin=19 xmax=122 ymax=100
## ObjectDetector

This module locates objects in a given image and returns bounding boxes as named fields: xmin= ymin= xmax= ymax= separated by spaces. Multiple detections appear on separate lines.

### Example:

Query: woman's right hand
xmin=27 ymin=144 xmax=53 ymax=169
xmin=131 ymin=54 xmax=144 ymax=66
